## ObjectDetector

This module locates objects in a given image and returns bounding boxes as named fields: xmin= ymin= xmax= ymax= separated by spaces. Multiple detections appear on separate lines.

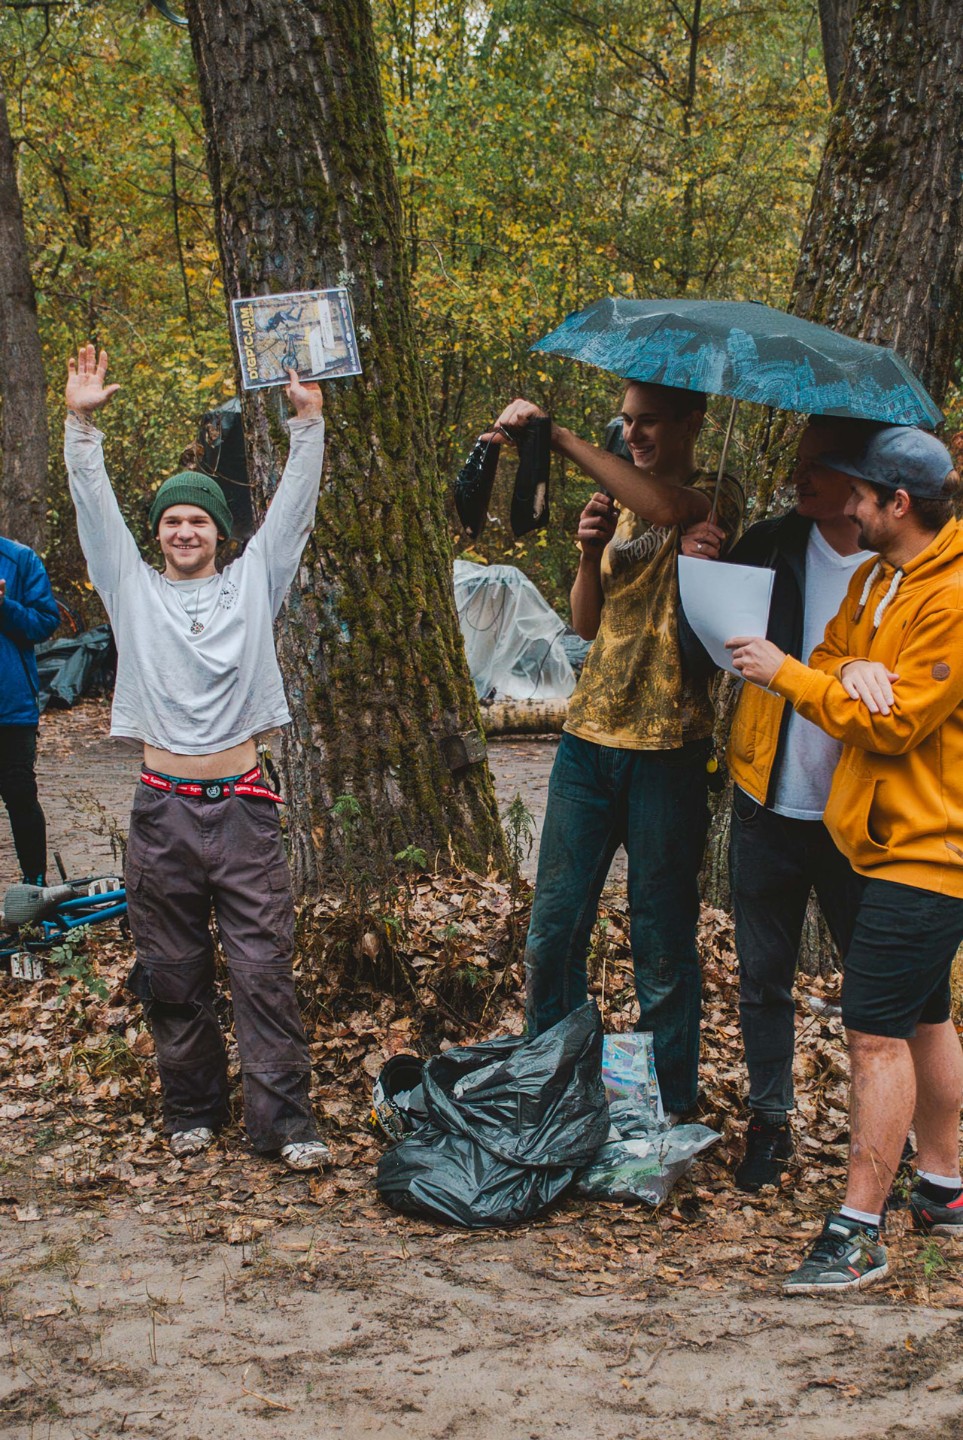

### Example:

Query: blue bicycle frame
xmin=1 ymin=886 xmax=127 ymax=958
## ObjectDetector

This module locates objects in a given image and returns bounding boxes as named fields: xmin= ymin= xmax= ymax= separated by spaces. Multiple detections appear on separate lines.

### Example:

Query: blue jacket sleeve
xmin=0 ymin=550 xmax=60 ymax=648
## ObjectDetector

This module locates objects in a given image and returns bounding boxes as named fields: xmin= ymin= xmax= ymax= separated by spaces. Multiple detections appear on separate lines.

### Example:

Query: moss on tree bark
xmin=0 ymin=79 xmax=49 ymax=554
xmin=184 ymin=0 xmax=505 ymax=890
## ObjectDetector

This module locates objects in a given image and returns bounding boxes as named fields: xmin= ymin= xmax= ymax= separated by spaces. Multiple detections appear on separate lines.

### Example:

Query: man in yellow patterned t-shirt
xmin=490 ymin=383 xmax=743 ymax=1114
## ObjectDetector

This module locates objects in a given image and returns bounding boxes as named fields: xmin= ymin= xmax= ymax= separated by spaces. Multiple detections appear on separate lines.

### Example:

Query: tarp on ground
xmin=454 ymin=559 xmax=589 ymax=703
xmin=36 ymin=625 xmax=115 ymax=712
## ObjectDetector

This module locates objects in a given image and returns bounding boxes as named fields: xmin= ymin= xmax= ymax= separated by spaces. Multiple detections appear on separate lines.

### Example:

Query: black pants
xmin=729 ymin=789 xmax=865 ymax=1119
xmin=0 ymin=725 xmax=46 ymax=882
xmin=125 ymin=782 xmax=319 ymax=1152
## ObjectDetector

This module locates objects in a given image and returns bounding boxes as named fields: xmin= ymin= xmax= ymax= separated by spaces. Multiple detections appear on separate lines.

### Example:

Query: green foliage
xmin=503 ymin=790 xmax=535 ymax=876
xmin=1 ymin=2 xmax=230 ymax=610
xmin=502 ymin=789 xmax=535 ymax=957
xmin=331 ymin=793 xmax=364 ymax=828
xmin=917 ymin=1237 xmax=950 ymax=1300
xmin=4 ymin=0 xmax=828 ymax=619
xmin=394 ymin=844 xmax=429 ymax=872
xmin=50 ymin=926 xmax=108 ymax=1003
xmin=373 ymin=0 xmax=829 ymax=610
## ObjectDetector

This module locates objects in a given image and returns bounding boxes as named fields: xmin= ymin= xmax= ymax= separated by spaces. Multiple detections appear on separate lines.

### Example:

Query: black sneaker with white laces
xmin=735 ymin=1113 xmax=792 ymax=1192
xmin=783 ymin=1212 xmax=889 ymax=1296
xmin=910 ymin=1183 xmax=963 ymax=1235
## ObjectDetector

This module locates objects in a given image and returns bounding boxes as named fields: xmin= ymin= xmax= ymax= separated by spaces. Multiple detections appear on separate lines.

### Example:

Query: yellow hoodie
xmin=769 ymin=518 xmax=963 ymax=897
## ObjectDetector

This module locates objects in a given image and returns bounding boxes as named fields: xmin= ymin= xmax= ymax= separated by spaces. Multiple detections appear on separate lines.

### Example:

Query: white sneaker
xmin=170 ymin=1126 xmax=215 ymax=1157
xmin=279 ymin=1140 xmax=332 ymax=1172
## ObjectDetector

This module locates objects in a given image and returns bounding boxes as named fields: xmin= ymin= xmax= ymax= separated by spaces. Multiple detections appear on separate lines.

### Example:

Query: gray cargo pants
xmin=125 ymin=781 xmax=319 ymax=1152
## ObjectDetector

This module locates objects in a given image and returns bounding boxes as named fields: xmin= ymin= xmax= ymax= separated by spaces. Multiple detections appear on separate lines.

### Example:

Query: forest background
xmin=9 ymin=0 xmax=956 ymax=619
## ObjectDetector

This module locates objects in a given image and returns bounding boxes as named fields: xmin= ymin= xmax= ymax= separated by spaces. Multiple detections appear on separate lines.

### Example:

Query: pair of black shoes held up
xmin=454 ymin=416 xmax=552 ymax=541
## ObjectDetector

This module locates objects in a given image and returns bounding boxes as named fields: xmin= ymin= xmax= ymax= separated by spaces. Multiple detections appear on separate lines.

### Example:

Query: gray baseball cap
xmin=819 ymin=426 xmax=955 ymax=498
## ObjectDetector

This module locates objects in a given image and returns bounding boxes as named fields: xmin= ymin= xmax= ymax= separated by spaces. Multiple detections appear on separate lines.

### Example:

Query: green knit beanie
xmin=149 ymin=471 xmax=233 ymax=540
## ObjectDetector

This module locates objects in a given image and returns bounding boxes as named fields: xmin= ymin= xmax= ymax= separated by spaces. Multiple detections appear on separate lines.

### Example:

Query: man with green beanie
xmin=63 ymin=342 xmax=330 ymax=1172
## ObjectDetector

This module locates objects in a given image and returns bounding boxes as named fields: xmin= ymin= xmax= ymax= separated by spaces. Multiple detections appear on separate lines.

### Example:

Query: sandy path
xmin=2 ymin=705 xmax=961 ymax=1439
xmin=2 ymin=1200 xmax=962 ymax=1440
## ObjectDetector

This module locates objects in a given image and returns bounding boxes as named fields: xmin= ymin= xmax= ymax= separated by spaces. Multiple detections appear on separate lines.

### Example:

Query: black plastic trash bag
xmin=36 ymin=625 xmax=116 ymax=712
xmin=376 ymin=1002 xmax=609 ymax=1228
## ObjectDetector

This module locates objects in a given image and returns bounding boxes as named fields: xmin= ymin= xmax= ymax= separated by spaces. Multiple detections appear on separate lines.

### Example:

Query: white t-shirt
xmin=65 ymin=413 xmax=325 ymax=755
xmin=770 ymin=525 xmax=871 ymax=821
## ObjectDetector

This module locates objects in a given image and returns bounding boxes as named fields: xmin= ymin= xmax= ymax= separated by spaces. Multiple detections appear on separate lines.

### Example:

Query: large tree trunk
xmin=184 ymin=0 xmax=505 ymax=890
xmin=0 ymin=80 xmax=49 ymax=553
xmin=704 ymin=0 xmax=963 ymax=971
xmin=817 ymin=0 xmax=858 ymax=103
xmin=750 ymin=0 xmax=963 ymax=519
xmin=795 ymin=0 xmax=963 ymax=399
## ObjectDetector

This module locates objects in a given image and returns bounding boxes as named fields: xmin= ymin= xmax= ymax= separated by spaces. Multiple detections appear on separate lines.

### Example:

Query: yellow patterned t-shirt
xmin=564 ymin=471 xmax=744 ymax=751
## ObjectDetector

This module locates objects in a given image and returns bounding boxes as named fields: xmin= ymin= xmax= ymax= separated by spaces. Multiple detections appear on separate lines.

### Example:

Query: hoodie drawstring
xmin=853 ymin=560 xmax=904 ymax=634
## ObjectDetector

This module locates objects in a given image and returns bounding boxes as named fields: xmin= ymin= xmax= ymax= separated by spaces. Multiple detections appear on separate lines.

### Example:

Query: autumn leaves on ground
xmin=1 ymin=706 xmax=963 ymax=1440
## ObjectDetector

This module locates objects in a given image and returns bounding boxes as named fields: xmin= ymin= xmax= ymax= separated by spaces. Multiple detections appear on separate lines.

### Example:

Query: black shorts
xmin=841 ymin=877 xmax=963 ymax=1037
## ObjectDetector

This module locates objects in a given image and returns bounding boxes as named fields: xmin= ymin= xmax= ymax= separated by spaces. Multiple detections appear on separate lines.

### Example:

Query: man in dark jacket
xmin=687 ymin=417 xmax=873 ymax=1188
xmin=0 ymin=537 xmax=60 ymax=883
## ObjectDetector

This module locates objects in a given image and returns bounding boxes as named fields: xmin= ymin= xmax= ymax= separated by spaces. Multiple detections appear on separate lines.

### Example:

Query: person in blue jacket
xmin=0 ymin=536 xmax=60 ymax=883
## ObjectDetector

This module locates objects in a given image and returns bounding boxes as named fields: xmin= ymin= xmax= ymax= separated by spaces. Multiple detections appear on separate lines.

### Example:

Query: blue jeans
xmin=524 ymin=731 xmax=710 ymax=1112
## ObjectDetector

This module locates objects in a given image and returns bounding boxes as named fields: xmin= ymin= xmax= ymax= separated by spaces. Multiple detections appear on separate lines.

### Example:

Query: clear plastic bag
xmin=453 ymin=560 xmax=577 ymax=702
xmin=575 ymin=1122 xmax=719 ymax=1206
xmin=601 ymin=1032 xmax=664 ymax=1125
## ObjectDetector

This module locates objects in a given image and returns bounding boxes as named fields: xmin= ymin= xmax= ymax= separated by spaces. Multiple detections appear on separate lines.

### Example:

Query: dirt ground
xmin=1 ymin=705 xmax=962 ymax=1440
xmin=3 ymin=1199 xmax=963 ymax=1440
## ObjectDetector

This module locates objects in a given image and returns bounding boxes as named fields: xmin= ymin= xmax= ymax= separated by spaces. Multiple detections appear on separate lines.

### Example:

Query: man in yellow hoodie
xmin=727 ymin=425 xmax=963 ymax=1295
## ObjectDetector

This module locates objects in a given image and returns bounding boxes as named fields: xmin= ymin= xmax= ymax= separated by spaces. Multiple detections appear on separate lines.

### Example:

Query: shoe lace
xmin=806 ymin=1223 xmax=861 ymax=1267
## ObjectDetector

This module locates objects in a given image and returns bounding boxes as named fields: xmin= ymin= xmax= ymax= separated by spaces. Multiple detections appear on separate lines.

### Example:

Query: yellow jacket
xmin=769 ymin=518 xmax=963 ymax=896
xmin=726 ymin=511 xmax=814 ymax=804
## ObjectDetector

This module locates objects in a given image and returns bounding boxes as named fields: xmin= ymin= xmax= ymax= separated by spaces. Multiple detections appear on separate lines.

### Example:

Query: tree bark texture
xmin=818 ymin=0 xmax=858 ymax=103
xmin=795 ymin=0 xmax=963 ymax=403
xmin=0 ymin=81 xmax=50 ymax=554
xmin=749 ymin=0 xmax=963 ymax=518
xmin=184 ymin=0 xmax=505 ymax=890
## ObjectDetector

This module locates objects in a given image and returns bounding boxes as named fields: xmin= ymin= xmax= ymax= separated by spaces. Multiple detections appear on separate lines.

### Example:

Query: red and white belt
xmin=140 ymin=765 xmax=284 ymax=804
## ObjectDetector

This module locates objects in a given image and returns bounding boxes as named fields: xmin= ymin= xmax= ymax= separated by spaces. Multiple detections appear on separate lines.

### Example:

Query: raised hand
xmin=65 ymin=344 xmax=121 ymax=417
xmin=481 ymin=398 xmax=551 ymax=445
xmin=285 ymin=369 xmax=324 ymax=420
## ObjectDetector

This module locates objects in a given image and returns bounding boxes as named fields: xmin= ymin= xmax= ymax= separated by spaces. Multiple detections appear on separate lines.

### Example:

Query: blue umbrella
xmin=533 ymin=297 xmax=942 ymax=428
xmin=532 ymin=296 xmax=942 ymax=519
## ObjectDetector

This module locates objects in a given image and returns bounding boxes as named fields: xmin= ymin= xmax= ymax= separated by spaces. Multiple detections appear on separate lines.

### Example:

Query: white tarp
xmin=454 ymin=560 xmax=577 ymax=702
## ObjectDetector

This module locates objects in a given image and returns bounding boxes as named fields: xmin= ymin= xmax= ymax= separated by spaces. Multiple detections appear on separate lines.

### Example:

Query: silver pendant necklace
xmin=168 ymin=578 xmax=211 ymax=634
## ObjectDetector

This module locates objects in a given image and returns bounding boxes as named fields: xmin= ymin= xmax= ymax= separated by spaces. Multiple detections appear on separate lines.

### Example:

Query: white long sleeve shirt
xmin=65 ymin=412 xmax=325 ymax=755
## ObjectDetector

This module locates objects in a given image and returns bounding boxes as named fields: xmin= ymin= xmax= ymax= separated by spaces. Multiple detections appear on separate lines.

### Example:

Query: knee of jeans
xmin=646 ymin=952 xmax=701 ymax=986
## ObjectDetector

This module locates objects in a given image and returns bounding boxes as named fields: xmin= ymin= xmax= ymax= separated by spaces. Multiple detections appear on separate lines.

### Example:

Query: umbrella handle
xmin=709 ymin=397 xmax=739 ymax=526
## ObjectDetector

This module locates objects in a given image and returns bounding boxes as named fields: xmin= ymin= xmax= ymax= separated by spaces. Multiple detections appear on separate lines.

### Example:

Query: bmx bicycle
xmin=0 ymin=851 xmax=127 ymax=979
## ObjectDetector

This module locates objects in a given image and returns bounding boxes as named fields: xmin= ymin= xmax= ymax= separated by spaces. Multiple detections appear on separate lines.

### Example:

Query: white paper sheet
xmin=678 ymin=556 xmax=775 ymax=676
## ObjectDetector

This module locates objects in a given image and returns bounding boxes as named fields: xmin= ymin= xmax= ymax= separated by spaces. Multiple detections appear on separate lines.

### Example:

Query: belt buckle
xmin=200 ymin=781 xmax=229 ymax=803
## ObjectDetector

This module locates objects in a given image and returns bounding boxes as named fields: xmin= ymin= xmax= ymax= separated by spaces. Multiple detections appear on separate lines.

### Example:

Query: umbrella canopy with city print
xmin=533 ymin=297 xmax=942 ymax=429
